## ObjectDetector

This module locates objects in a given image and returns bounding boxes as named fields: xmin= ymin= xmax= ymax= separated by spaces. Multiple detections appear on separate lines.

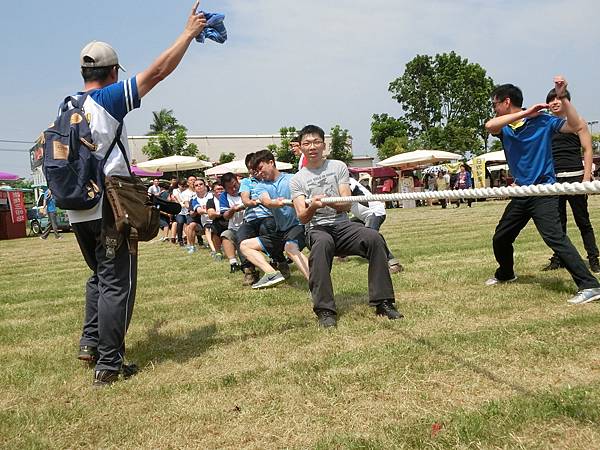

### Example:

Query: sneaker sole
xmin=568 ymin=294 xmax=600 ymax=305
xmin=252 ymin=277 xmax=285 ymax=289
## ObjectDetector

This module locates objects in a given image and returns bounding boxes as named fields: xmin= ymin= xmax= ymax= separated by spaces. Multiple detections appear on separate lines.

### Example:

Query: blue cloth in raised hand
xmin=196 ymin=12 xmax=227 ymax=44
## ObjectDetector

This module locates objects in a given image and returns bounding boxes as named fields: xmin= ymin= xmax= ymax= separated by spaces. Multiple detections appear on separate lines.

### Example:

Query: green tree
xmin=592 ymin=134 xmax=600 ymax=153
xmin=219 ymin=152 xmax=236 ymax=164
xmin=327 ymin=125 xmax=353 ymax=164
xmin=273 ymin=126 xmax=298 ymax=164
xmin=142 ymin=109 xmax=198 ymax=159
xmin=489 ymin=139 xmax=504 ymax=152
xmin=370 ymin=113 xmax=409 ymax=149
xmin=387 ymin=51 xmax=494 ymax=156
xmin=378 ymin=135 xmax=409 ymax=161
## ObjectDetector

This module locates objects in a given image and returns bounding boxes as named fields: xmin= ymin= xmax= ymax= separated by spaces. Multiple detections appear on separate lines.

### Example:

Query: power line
xmin=0 ymin=139 xmax=35 ymax=144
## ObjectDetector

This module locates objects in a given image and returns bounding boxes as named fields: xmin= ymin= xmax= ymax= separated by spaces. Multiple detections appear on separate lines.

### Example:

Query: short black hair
xmin=244 ymin=152 xmax=255 ymax=169
xmin=491 ymin=84 xmax=523 ymax=108
xmin=290 ymin=136 xmax=300 ymax=144
xmin=81 ymin=65 xmax=116 ymax=83
xmin=546 ymin=88 xmax=571 ymax=103
xmin=251 ymin=149 xmax=275 ymax=170
xmin=299 ymin=125 xmax=325 ymax=141
xmin=221 ymin=172 xmax=237 ymax=186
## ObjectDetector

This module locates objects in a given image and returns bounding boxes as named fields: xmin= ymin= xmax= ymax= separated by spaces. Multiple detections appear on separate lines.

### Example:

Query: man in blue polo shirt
xmin=239 ymin=149 xmax=310 ymax=288
xmin=68 ymin=2 xmax=207 ymax=387
xmin=237 ymin=152 xmax=278 ymax=285
xmin=484 ymin=76 xmax=600 ymax=305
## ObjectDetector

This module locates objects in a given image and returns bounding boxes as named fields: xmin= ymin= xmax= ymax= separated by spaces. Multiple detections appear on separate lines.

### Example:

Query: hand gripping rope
xmin=282 ymin=180 xmax=600 ymax=206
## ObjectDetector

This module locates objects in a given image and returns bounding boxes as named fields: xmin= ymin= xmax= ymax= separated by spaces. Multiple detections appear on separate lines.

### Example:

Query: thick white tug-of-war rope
xmin=282 ymin=180 xmax=600 ymax=205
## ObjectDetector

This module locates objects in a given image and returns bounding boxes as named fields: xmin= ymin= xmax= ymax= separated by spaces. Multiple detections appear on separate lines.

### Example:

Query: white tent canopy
xmin=136 ymin=155 xmax=212 ymax=172
xmin=467 ymin=150 xmax=506 ymax=165
xmin=205 ymin=159 xmax=293 ymax=177
xmin=377 ymin=150 xmax=462 ymax=169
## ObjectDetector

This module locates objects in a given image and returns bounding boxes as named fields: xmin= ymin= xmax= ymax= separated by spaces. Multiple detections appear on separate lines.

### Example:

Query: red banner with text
xmin=7 ymin=191 xmax=26 ymax=223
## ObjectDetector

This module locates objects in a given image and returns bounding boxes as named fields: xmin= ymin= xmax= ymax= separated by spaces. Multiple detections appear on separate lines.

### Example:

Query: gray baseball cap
xmin=80 ymin=41 xmax=126 ymax=71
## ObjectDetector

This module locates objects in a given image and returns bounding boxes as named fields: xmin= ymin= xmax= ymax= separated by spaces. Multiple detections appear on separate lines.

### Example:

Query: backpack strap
xmin=103 ymin=122 xmax=134 ymax=177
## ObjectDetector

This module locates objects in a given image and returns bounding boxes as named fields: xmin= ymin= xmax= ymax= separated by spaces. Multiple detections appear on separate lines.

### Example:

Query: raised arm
xmin=554 ymin=77 xmax=586 ymax=136
xmin=136 ymin=1 xmax=206 ymax=98
xmin=485 ymin=104 xmax=548 ymax=135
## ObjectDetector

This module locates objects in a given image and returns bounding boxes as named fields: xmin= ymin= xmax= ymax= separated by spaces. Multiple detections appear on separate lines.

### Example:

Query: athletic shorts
xmin=257 ymin=224 xmax=306 ymax=258
xmin=211 ymin=218 xmax=229 ymax=236
xmin=221 ymin=228 xmax=238 ymax=242
xmin=189 ymin=215 xmax=202 ymax=225
xmin=159 ymin=216 xmax=170 ymax=229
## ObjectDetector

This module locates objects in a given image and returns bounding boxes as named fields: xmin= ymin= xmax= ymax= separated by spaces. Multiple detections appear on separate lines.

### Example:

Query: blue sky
xmin=1 ymin=0 xmax=599 ymax=177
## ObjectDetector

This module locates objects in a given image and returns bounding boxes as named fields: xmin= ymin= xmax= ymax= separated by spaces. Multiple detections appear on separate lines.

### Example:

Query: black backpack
xmin=42 ymin=93 xmax=122 ymax=210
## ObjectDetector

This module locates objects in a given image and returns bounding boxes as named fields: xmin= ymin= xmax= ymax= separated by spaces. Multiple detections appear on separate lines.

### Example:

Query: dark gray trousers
xmin=72 ymin=219 xmax=137 ymax=371
xmin=554 ymin=175 xmax=599 ymax=260
xmin=307 ymin=221 xmax=395 ymax=315
xmin=493 ymin=196 xmax=599 ymax=290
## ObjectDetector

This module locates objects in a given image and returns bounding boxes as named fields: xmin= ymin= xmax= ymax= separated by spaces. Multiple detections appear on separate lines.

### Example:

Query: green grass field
xmin=2 ymin=197 xmax=600 ymax=449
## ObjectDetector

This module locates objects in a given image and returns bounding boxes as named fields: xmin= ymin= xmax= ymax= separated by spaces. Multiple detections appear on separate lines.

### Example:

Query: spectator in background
xmin=454 ymin=164 xmax=473 ymax=208
xmin=40 ymin=188 xmax=62 ymax=240
xmin=147 ymin=178 xmax=161 ymax=196
xmin=436 ymin=171 xmax=448 ymax=209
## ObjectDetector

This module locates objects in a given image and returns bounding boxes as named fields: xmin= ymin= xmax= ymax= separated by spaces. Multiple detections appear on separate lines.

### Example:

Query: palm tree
xmin=146 ymin=109 xmax=182 ymax=136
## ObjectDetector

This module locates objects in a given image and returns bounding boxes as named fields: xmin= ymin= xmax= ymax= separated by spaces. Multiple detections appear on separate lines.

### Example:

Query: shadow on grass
xmin=129 ymin=315 xmax=314 ymax=367
xmin=509 ymin=274 xmax=575 ymax=295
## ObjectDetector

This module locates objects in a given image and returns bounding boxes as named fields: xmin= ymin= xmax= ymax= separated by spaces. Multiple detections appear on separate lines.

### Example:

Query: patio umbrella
xmin=377 ymin=150 xmax=462 ymax=169
xmin=131 ymin=166 xmax=163 ymax=177
xmin=467 ymin=150 xmax=506 ymax=165
xmin=0 ymin=171 xmax=20 ymax=181
xmin=136 ymin=155 xmax=212 ymax=173
xmin=205 ymin=159 xmax=293 ymax=177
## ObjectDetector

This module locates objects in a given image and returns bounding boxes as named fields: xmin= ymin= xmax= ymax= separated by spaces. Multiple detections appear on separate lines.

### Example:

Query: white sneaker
xmin=252 ymin=271 xmax=285 ymax=289
xmin=567 ymin=287 xmax=600 ymax=305
xmin=485 ymin=276 xmax=518 ymax=286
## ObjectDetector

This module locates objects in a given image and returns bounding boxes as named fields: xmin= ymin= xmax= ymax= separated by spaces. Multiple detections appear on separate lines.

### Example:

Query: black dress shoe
xmin=78 ymin=345 xmax=98 ymax=362
xmin=375 ymin=301 xmax=404 ymax=320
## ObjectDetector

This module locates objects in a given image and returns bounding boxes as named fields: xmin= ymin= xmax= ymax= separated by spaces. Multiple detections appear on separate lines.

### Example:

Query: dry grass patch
xmin=3 ymin=197 xmax=600 ymax=448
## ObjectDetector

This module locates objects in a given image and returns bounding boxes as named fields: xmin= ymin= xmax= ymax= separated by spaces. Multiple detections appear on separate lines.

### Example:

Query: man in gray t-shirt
xmin=290 ymin=125 xmax=403 ymax=328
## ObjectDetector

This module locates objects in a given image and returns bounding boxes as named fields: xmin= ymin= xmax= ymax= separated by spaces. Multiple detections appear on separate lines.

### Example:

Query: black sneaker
xmin=242 ymin=268 xmax=260 ymax=286
xmin=230 ymin=263 xmax=241 ymax=273
xmin=590 ymin=257 xmax=600 ymax=273
xmin=93 ymin=369 xmax=119 ymax=388
xmin=375 ymin=301 xmax=403 ymax=320
xmin=317 ymin=311 xmax=337 ymax=328
xmin=93 ymin=363 xmax=139 ymax=388
xmin=542 ymin=256 xmax=563 ymax=271
xmin=78 ymin=345 xmax=98 ymax=363
xmin=121 ymin=363 xmax=139 ymax=379
xmin=277 ymin=262 xmax=291 ymax=279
